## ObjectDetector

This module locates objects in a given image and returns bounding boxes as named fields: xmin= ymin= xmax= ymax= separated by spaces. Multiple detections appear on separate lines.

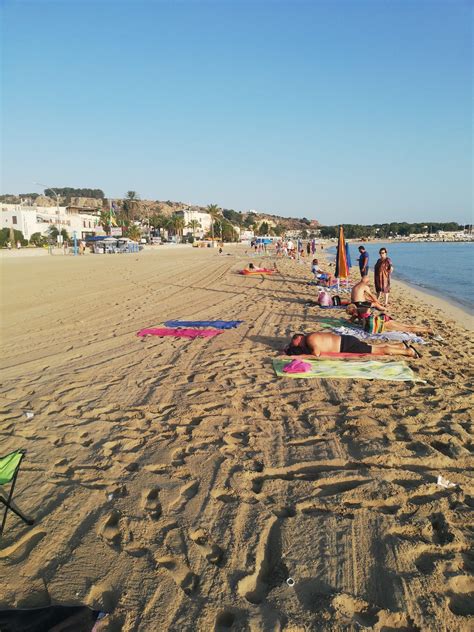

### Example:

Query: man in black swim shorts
xmin=339 ymin=334 xmax=372 ymax=354
xmin=285 ymin=332 xmax=421 ymax=358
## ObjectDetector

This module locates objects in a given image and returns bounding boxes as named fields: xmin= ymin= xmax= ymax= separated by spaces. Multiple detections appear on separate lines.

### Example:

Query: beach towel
xmin=273 ymin=358 xmax=420 ymax=382
xmin=137 ymin=328 xmax=222 ymax=338
xmin=331 ymin=325 xmax=426 ymax=345
xmin=164 ymin=320 xmax=243 ymax=330
xmin=316 ymin=317 xmax=352 ymax=329
xmin=318 ymin=305 xmax=349 ymax=309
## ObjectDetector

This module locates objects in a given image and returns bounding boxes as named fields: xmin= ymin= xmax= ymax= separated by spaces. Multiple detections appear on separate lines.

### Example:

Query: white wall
xmin=1 ymin=204 xmax=100 ymax=240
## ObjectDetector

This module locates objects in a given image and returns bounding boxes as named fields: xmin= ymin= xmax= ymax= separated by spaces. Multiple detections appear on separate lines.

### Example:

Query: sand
xmin=0 ymin=245 xmax=473 ymax=631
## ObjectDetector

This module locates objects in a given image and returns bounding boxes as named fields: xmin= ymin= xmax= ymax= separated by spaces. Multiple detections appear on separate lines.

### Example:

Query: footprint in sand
xmin=142 ymin=487 xmax=162 ymax=519
xmin=332 ymin=594 xmax=380 ymax=628
xmin=0 ymin=530 xmax=46 ymax=564
xmin=155 ymin=555 xmax=199 ymax=595
xmin=170 ymin=480 xmax=199 ymax=512
xmin=99 ymin=510 xmax=122 ymax=546
xmin=190 ymin=528 xmax=223 ymax=565
xmin=214 ymin=610 xmax=237 ymax=631
xmin=53 ymin=458 xmax=73 ymax=476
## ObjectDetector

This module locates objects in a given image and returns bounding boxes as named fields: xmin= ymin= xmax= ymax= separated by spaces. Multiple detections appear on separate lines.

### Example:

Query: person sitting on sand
xmin=345 ymin=304 xmax=434 ymax=335
xmin=351 ymin=276 xmax=385 ymax=313
xmin=285 ymin=332 xmax=421 ymax=358
xmin=311 ymin=258 xmax=329 ymax=281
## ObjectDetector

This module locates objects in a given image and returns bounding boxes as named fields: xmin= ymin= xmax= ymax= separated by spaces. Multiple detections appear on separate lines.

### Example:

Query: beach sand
xmin=0 ymin=246 xmax=473 ymax=631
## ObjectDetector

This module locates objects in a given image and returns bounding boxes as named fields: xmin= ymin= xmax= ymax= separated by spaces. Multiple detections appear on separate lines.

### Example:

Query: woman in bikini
xmin=345 ymin=304 xmax=433 ymax=335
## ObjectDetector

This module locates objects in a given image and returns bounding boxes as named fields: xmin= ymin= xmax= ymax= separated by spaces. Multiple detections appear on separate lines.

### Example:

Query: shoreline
xmin=322 ymin=242 xmax=473 ymax=330
xmin=393 ymin=278 xmax=473 ymax=331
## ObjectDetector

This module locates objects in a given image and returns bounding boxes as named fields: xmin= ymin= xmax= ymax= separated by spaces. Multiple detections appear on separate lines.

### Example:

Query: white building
xmin=1 ymin=203 xmax=101 ymax=240
xmin=176 ymin=208 xmax=212 ymax=238
xmin=239 ymin=229 xmax=255 ymax=242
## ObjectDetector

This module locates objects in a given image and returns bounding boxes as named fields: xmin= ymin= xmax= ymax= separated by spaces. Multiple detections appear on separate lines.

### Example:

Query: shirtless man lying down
xmin=286 ymin=332 xmax=421 ymax=358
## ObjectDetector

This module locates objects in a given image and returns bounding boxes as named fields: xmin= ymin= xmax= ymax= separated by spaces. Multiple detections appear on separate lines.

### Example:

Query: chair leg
xmin=0 ymin=497 xmax=35 ymax=529
xmin=0 ymin=467 xmax=34 ymax=537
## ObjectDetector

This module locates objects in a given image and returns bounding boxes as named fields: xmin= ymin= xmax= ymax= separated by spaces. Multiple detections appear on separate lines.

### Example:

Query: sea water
xmin=330 ymin=241 xmax=474 ymax=313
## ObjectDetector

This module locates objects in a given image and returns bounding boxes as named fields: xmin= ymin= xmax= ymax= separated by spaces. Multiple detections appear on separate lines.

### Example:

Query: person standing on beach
xmin=374 ymin=248 xmax=393 ymax=307
xmin=358 ymin=246 xmax=369 ymax=277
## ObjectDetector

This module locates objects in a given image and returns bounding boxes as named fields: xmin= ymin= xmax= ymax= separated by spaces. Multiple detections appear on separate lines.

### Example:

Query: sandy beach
xmin=1 ymin=245 xmax=473 ymax=631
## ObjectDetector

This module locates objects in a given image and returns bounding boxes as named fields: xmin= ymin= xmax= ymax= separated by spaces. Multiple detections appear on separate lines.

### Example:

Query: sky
xmin=1 ymin=0 xmax=472 ymax=224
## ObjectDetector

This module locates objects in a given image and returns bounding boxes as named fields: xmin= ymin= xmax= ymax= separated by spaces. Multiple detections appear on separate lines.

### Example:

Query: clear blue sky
xmin=1 ymin=0 xmax=472 ymax=224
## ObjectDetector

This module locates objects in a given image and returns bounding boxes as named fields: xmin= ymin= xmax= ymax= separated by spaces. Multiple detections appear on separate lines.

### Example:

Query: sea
xmin=329 ymin=241 xmax=474 ymax=314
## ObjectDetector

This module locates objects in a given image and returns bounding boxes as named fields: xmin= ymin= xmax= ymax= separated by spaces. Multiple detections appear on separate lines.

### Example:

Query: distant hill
xmin=0 ymin=190 xmax=320 ymax=232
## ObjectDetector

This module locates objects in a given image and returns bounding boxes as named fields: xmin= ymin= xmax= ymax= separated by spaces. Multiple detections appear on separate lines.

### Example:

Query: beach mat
xmin=137 ymin=327 xmax=222 ymax=338
xmin=164 ymin=320 xmax=243 ymax=329
xmin=273 ymin=358 xmax=420 ymax=381
xmin=0 ymin=606 xmax=107 ymax=632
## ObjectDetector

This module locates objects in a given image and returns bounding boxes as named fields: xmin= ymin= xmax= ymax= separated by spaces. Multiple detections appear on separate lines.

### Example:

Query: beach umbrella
xmin=335 ymin=225 xmax=349 ymax=279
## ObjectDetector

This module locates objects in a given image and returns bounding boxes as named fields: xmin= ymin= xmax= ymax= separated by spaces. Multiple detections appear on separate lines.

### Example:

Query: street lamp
xmin=34 ymin=182 xmax=62 ymax=243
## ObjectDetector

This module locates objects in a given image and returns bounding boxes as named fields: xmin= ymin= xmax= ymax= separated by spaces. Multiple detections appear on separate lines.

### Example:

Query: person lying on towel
xmin=351 ymin=275 xmax=385 ymax=314
xmin=285 ymin=332 xmax=421 ymax=358
xmin=241 ymin=263 xmax=274 ymax=273
xmin=345 ymin=304 xmax=434 ymax=335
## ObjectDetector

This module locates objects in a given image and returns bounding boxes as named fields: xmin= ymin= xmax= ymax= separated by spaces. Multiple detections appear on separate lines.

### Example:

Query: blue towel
xmin=164 ymin=320 xmax=243 ymax=330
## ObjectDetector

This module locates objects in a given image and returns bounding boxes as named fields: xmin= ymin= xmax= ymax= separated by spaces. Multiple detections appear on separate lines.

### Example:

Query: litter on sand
xmin=437 ymin=475 xmax=457 ymax=489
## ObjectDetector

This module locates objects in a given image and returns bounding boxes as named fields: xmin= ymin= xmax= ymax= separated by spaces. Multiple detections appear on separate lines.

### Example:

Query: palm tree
xmin=170 ymin=214 xmax=185 ymax=242
xmin=124 ymin=191 xmax=140 ymax=220
xmin=126 ymin=224 xmax=142 ymax=241
xmin=187 ymin=219 xmax=201 ymax=237
xmin=206 ymin=204 xmax=221 ymax=241
xmin=150 ymin=213 xmax=167 ymax=239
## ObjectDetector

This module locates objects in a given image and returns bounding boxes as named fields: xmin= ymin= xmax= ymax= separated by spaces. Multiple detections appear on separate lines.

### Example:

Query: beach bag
xmin=318 ymin=291 xmax=333 ymax=307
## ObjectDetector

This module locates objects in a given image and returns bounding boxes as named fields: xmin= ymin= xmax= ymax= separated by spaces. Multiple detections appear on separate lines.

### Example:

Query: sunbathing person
xmin=351 ymin=276 xmax=385 ymax=313
xmin=286 ymin=332 xmax=421 ymax=358
xmin=345 ymin=304 xmax=434 ymax=335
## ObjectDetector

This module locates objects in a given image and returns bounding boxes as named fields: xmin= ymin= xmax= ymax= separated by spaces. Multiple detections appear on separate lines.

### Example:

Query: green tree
xmin=221 ymin=220 xmax=239 ymax=242
xmin=257 ymin=221 xmax=269 ymax=236
xmin=149 ymin=213 xmax=168 ymax=238
xmin=29 ymin=232 xmax=47 ymax=247
xmin=100 ymin=209 xmax=112 ymax=235
xmin=169 ymin=214 xmax=185 ymax=242
xmin=0 ymin=228 xmax=27 ymax=247
xmin=186 ymin=219 xmax=201 ymax=237
xmin=126 ymin=224 xmax=142 ymax=241
xmin=206 ymin=204 xmax=221 ymax=240
xmin=47 ymin=226 xmax=70 ymax=242
xmin=123 ymin=191 xmax=140 ymax=220
xmin=273 ymin=223 xmax=286 ymax=237
xmin=222 ymin=209 xmax=243 ymax=226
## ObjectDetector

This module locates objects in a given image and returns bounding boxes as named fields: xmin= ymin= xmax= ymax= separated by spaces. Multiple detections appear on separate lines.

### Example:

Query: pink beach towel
xmin=137 ymin=327 xmax=223 ymax=339
xmin=282 ymin=359 xmax=313 ymax=373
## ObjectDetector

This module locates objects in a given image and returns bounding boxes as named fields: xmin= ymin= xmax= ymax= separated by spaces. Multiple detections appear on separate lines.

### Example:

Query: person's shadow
xmin=248 ymin=334 xmax=287 ymax=352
